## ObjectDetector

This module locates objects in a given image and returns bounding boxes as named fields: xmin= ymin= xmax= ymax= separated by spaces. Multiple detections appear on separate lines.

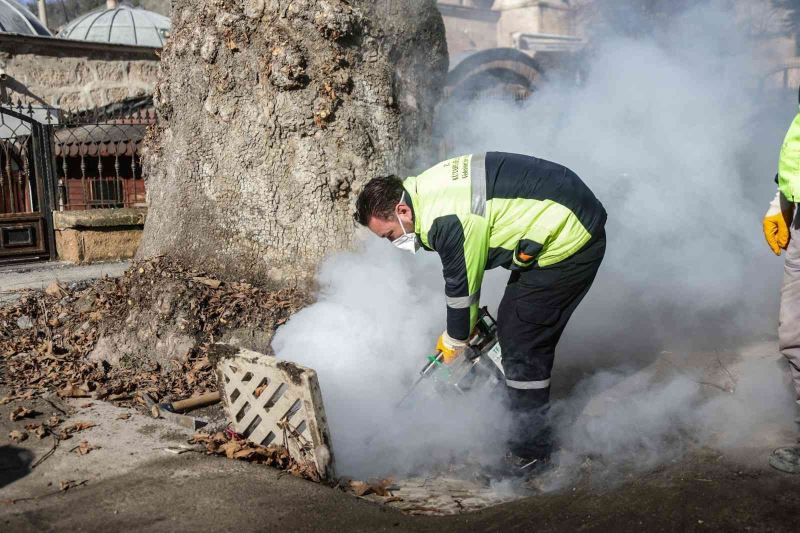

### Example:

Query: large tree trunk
xmin=139 ymin=0 xmax=448 ymax=288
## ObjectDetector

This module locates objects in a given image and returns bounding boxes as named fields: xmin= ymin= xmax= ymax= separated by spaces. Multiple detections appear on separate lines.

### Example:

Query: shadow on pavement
xmin=0 ymin=445 xmax=34 ymax=490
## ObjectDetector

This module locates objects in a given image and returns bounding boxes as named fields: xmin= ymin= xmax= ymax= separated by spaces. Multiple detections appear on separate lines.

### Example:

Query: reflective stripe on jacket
xmin=779 ymin=109 xmax=800 ymax=202
xmin=404 ymin=152 xmax=606 ymax=341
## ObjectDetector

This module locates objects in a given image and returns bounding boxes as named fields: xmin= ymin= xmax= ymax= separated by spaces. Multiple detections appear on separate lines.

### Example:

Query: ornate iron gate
xmin=0 ymin=104 xmax=56 ymax=264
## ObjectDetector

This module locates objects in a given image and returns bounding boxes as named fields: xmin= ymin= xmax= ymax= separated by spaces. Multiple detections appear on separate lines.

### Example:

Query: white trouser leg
xmin=779 ymin=206 xmax=800 ymax=406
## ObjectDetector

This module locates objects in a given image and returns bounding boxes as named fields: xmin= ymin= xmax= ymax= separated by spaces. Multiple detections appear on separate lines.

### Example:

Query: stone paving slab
xmin=386 ymin=475 xmax=524 ymax=515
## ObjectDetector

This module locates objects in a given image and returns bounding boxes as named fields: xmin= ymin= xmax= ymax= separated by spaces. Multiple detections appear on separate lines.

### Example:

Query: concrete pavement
xmin=2 ymin=391 xmax=800 ymax=532
xmin=0 ymin=260 xmax=129 ymax=304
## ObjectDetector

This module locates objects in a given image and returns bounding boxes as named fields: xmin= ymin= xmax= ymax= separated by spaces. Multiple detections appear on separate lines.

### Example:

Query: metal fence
xmin=0 ymin=98 xmax=153 ymax=263
xmin=54 ymin=101 xmax=154 ymax=211
xmin=1 ymin=99 xmax=153 ymax=212
xmin=0 ymin=103 xmax=56 ymax=262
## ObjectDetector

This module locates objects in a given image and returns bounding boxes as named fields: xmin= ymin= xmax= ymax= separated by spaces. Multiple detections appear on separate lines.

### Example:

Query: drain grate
xmin=215 ymin=346 xmax=334 ymax=479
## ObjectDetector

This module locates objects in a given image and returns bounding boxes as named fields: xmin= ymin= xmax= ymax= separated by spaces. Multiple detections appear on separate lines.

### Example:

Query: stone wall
xmin=495 ymin=0 xmax=573 ymax=47
xmin=439 ymin=2 xmax=500 ymax=57
xmin=0 ymin=35 xmax=161 ymax=111
xmin=53 ymin=208 xmax=146 ymax=263
xmin=437 ymin=0 xmax=576 ymax=58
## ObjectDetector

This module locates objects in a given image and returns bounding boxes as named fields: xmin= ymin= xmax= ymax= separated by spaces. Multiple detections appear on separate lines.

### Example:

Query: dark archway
xmin=445 ymin=47 xmax=545 ymax=101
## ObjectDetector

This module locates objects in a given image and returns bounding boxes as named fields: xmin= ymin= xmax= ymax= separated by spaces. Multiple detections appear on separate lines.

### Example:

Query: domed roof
xmin=0 ymin=0 xmax=51 ymax=36
xmin=58 ymin=5 xmax=170 ymax=47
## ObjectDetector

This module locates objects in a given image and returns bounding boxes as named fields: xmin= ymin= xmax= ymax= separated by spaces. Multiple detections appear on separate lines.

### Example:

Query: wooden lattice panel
xmin=215 ymin=347 xmax=334 ymax=480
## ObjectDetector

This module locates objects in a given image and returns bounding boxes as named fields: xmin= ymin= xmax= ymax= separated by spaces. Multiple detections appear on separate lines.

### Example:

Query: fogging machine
xmin=397 ymin=307 xmax=506 ymax=408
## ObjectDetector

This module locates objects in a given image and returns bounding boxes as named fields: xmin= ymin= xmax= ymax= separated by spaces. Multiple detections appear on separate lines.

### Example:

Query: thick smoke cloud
xmin=274 ymin=2 xmax=798 ymax=484
xmin=272 ymin=240 xmax=510 ymax=478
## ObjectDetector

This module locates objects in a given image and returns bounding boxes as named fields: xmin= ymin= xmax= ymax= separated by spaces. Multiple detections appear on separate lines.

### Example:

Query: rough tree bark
xmin=139 ymin=0 xmax=449 ymax=288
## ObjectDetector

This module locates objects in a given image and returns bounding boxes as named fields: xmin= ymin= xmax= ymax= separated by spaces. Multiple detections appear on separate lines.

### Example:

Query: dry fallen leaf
xmin=233 ymin=447 xmax=259 ymax=460
xmin=80 ymin=402 xmax=93 ymax=409
xmin=59 ymin=421 xmax=96 ymax=439
xmin=58 ymin=385 xmax=91 ymax=398
xmin=116 ymin=413 xmax=131 ymax=420
xmin=219 ymin=440 xmax=242 ymax=459
xmin=9 ymin=430 xmax=28 ymax=442
xmin=369 ymin=478 xmax=394 ymax=497
xmin=45 ymin=281 xmax=64 ymax=297
xmin=74 ymin=440 xmax=97 ymax=455
xmin=59 ymin=479 xmax=87 ymax=492
xmin=191 ymin=358 xmax=211 ymax=372
xmin=107 ymin=393 xmax=132 ymax=402
xmin=47 ymin=416 xmax=62 ymax=427
xmin=35 ymin=426 xmax=48 ymax=439
xmin=192 ymin=276 xmax=222 ymax=289
xmin=349 ymin=480 xmax=371 ymax=497
xmin=0 ymin=395 xmax=19 ymax=406
xmin=65 ymin=421 xmax=95 ymax=432
xmin=10 ymin=406 xmax=34 ymax=421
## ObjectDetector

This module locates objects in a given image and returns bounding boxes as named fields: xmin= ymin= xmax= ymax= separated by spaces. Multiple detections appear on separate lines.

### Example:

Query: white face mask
xmin=391 ymin=193 xmax=419 ymax=254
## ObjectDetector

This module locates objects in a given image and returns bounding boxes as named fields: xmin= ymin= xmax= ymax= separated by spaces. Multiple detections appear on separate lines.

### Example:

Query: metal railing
xmin=1 ymin=98 xmax=154 ymax=212
xmin=55 ymin=101 xmax=154 ymax=211
xmin=0 ymin=102 xmax=56 ymax=262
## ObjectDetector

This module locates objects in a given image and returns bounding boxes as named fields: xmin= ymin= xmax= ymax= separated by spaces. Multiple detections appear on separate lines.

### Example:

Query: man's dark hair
xmin=354 ymin=175 xmax=405 ymax=226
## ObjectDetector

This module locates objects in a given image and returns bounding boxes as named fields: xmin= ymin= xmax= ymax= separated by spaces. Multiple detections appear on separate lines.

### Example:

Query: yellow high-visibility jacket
xmin=404 ymin=152 xmax=606 ymax=340
xmin=779 ymin=109 xmax=800 ymax=202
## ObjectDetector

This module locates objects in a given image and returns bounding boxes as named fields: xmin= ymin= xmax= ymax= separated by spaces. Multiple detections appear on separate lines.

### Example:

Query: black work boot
xmin=494 ymin=423 xmax=554 ymax=480
xmin=483 ymin=451 xmax=546 ymax=481
xmin=502 ymin=450 xmax=553 ymax=478
xmin=770 ymin=446 xmax=800 ymax=473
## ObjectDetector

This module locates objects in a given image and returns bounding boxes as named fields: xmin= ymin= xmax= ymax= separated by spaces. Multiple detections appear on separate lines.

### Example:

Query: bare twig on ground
xmin=30 ymin=435 xmax=60 ymax=469
xmin=43 ymin=394 xmax=71 ymax=416
xmin=715 ymin=351 xmax=737 ymax=393
xmin=1 ymin=480 xmax=88 ymax=505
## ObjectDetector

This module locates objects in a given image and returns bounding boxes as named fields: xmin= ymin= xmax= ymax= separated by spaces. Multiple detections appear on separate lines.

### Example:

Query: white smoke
xmin=272 ymin=238 xmax=511 ymax=478
xmin=274 ymin=2 xmax=798 ymax=484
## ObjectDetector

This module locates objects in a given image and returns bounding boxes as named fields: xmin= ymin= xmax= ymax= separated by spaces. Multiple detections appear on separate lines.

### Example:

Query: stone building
xmin=0 ymin=1 xmax=164 ymax=111
xmin=0 ymin=0 xmax=48 ymax=36
xmin=438 ymin=0 xmax=580 ymax=60
xmin=0 ymin=0 xmax=166 ymax=265
xmin=437 ymin=0 xmax=800 ymax=94
xmin=2 ymin=0 xmax=800 ymax=265
xmin=57 ymin=3 xmax=170 ymax=48
xmin=436 ymin=1 xmax=582 ymax=106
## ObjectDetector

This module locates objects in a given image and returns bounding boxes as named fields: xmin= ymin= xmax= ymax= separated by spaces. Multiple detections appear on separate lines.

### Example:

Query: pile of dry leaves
xmin=0 ymin=256 xmax=307 ymax=408
xmin=189 ymin=429 xmax=399 ymax=500
xmin=0 ymin=258 xmax=417 ymax=500
xmin=190 ymin=430 xmax=322 ymax=481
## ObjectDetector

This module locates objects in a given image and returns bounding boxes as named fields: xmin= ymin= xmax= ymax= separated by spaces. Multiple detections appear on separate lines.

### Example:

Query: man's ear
xmin=396 ymin=203 xmax=412 ymax=217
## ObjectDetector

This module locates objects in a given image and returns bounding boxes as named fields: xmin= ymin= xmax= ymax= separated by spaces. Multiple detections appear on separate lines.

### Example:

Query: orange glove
xmin=764 ymin=190 xmax=791 ymax=255
xmin=436 ymin=331 xmax=468 ymax=364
